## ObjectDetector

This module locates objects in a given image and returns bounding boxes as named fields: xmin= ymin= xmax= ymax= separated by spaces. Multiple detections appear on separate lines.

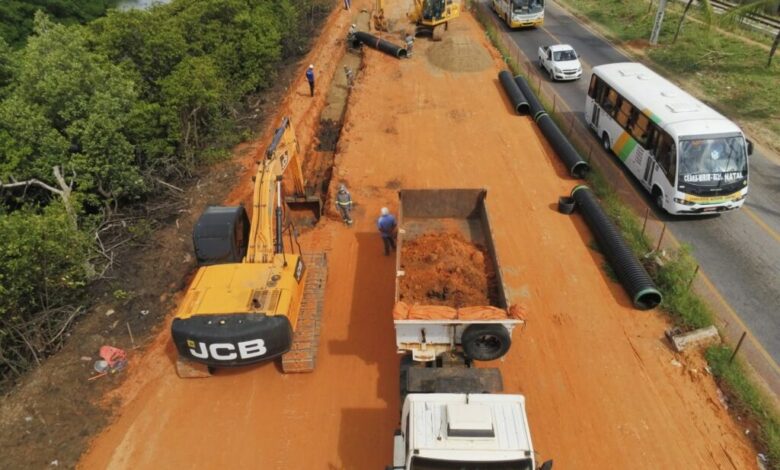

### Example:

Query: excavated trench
xmin=291 ymin=13 xmax=368 ymax=229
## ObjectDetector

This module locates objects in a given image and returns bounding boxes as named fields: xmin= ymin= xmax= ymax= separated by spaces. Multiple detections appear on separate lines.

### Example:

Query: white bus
xmin=586 ymin=62 xmax=751 ymax=215
xmin=491 ymin=0 xmax=544 ymax=28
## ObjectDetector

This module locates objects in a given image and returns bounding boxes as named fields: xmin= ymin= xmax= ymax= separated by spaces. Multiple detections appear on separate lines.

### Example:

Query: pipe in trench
xmin=352 ymin=31 xmax=407 ymax=59
xmin=498 ymin=70 xmax=529 ymax=115
xmin=571 ymin=185 xmax=663 ymax=310
xmin=514 ymin=76 xmax=546 ymax=121
xmin=536 ymin=114 xmax=590 ymax=178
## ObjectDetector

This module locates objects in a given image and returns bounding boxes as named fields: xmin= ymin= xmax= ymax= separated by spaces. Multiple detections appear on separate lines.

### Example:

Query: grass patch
xmin=707 ymin=346 xmax=780 ymax=467
xmin=474 ymin=5 xmax=780 ymax=466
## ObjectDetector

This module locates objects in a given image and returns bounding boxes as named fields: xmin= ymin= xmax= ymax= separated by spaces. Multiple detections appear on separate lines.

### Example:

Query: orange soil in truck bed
xmin=399 ymin=232 xmax=498 ymax=307
xmin=78 ymin=2 xmax=756 ymax=469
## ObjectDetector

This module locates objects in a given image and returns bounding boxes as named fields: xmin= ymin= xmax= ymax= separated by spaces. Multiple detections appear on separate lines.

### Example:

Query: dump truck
xmin=393 ymin=188 xmax=522 ymax=363
xmin=388 ymin=189 xmax=552 ymax=470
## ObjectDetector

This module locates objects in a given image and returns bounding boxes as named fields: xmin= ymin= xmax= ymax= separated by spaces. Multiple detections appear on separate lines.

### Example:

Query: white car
xmin=538 ymin=44 xmax=583 ymax=81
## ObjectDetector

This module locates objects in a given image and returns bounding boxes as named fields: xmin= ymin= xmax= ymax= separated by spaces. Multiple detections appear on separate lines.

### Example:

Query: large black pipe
xmin=571 ymin=185 xmax=662 ymax=310
xmin=536 ymin=114 xmax=590 ymax=178
xmin=514 ymin=76 xmax=546 ymax=121
xmin=352 ymin=31 xmax=407 ymax=59
xmin=498 ymin=71 xmax=529 ymax=115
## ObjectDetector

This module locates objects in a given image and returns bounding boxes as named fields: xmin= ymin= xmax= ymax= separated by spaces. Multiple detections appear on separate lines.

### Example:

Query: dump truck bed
xmin=394 ymin=189 xmax=522 ymax=361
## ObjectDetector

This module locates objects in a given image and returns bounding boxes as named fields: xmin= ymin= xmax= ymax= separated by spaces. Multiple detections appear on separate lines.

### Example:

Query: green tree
xmin=160 ymin=55 xmax=227 ymax=164
xmin=0 ymin=12 xmax=145 ymax=206
xmin=0 ymin=202 xmax=91 ymax=378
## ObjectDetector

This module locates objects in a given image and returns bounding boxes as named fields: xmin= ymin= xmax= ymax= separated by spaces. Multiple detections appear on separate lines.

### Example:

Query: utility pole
xmin=649 ymin=0 xmax=668 ymax=45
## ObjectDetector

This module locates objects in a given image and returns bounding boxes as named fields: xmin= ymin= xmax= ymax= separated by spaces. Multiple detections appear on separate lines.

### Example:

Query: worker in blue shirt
xmin=377 ymin=207 xmax=397 ymax=256
xmin=306 ymin=64 xmax=315 ymax=97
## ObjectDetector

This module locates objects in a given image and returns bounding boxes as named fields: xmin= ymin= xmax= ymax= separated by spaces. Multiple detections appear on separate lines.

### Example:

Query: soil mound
xmin=426 ymin=36 xmax=491 ymax=72
xmin=399 ymin=232 xmax=498 ymax=307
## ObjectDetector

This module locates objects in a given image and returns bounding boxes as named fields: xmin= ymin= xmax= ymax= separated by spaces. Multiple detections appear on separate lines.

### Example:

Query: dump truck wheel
xmin=462 ymin=324 xmax=511 ymax=361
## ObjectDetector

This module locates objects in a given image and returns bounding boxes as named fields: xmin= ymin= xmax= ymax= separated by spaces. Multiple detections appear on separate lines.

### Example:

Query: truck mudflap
xmin=171 ymin=313 xmax=293 ymax=368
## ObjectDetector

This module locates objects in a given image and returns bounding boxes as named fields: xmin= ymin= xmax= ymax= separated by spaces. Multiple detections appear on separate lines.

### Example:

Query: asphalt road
xmin=497 ymin=0 xmax=780 ymax=381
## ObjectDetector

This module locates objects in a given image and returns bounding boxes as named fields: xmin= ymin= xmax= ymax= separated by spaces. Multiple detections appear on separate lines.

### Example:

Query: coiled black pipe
xmin=498 ymin=71 xmax=529 ymax=115
xmin=352 ymin=31 xmax=407 ymax=59
xmin=571 ymin=185 xmax=662 ymax=310
xmin=537 ymin=114 xmax=590 ymax=178
xmin=514 ymin=76 xmax=546 ymax=121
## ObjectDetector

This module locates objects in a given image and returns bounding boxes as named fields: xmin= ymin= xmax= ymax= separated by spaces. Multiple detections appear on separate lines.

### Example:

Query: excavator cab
xmin=408 ymin=0 xmax=459 ymax=40
xmin=193 ymin=206 xmax=250 ymax=266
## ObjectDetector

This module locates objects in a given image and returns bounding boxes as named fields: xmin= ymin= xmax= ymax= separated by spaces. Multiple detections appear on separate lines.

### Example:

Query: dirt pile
xmin=399 ymin=232 xmax=498 ymax=307
xmin=426 ymin=35 xmax=492 ymax=72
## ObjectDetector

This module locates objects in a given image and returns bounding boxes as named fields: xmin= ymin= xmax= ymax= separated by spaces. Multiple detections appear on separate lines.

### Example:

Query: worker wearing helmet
xmin=336 ymin=183 xmax=353 ymax=226
xmin=305 ymin=64 xmax=315 ymax=97
xmin=347 ymin=24 xmax=358 ymax=47
xmin=377 ymin=207 xmax=397 ymax=256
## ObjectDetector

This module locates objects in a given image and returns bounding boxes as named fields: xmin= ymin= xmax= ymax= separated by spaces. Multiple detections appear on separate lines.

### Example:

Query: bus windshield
xmin=677 ymin=135 xmax=747 ymax=190
xmin=410 ymin=457 xmax=533 ymax=470
xmin=512 ymin=0 xmax=544 ymax=14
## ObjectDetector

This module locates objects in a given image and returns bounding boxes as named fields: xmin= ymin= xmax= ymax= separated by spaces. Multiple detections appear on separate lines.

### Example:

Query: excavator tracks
xmin=282 ymin=252 xmax=328 ymax=373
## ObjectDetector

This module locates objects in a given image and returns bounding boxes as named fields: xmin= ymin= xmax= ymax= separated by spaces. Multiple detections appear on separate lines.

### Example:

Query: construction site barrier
xmin=352 ymin=31 xmax=407 ymax=59
xmin=570 ymin=185 xmax=662 ymax=310
xmin=498 ymin=70 xmax=529 ymax=115
xmin=536 ymin=114 xmax=590 ymax=178
xmin=514 ymin=76 xmax=546 ymax=121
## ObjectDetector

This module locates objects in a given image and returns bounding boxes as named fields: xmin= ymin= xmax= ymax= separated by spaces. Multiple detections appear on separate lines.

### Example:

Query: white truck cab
xmin=537 ymin=44 xmax=582 ymax=81
xmin=389 ymin=394 xmax=552 ymax=470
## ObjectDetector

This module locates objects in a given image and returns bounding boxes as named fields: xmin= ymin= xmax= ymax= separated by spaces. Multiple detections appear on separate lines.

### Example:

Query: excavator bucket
xmin=285 ymin=195 xmax=322 ymax=228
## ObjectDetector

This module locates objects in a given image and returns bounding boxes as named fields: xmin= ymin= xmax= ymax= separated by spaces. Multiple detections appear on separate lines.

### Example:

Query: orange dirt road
xmin=79 ymin=5 xmax=756 ymax=470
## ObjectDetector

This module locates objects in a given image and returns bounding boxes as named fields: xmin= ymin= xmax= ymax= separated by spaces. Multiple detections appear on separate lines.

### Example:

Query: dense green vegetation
xmin=0 ymin=0 xmax=121 ymax=47
xmin=0 ymin=0 xmax=331 ymax=384
xmin=475 ymin=7 xmax=779 ymax=468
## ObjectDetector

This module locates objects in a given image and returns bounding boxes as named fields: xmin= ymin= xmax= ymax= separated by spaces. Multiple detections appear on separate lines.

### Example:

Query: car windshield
xmin=512 ymin=0 xmax=544 ymax=13
xmin=678 ymin=135 xmax=747 ymax=188
xmin=553 ymin=50 xmax=576 ymax=61
xmin=410 ymin=457 xmax=533 ymax=470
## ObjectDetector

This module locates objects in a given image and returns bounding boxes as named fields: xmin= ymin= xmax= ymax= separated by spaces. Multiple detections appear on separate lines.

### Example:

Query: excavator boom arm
xmin=245 ymin=117 xmax=308 ymax=263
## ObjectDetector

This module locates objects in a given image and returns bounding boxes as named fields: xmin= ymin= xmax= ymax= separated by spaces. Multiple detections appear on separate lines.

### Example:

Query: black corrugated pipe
xmin=571 ymin=185 xmax=662 ymax=310
xmin=352 ymin=31 xmax=407 ymax=59
xmin=536 ymin=114 xmax=590 ymax=178
xmin=514 ymin=76 xmax=546 ymax=121
xmin=499 ymin=71 xmax=529 ymax=115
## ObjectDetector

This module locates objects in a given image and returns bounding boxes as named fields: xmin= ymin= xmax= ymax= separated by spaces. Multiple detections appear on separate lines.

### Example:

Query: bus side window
xmin=656 ymin=132 xmax=676 ymax=182
xmin=616 ymin=98 xmax=633 ymax=128
xmin=630 ymin=113 xmax=650 ymax=148
xmin=588 ymin=75 xmax=597 ymax=98
xmin=602 ymin=88 xmax=618 ymax=116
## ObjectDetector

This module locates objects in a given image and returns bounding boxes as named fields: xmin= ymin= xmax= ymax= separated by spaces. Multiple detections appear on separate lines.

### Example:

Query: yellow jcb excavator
xmin=408 ymin=0 xmax=460 ymax=40
xmin=171 ymin=117 xmax=328 ymax=378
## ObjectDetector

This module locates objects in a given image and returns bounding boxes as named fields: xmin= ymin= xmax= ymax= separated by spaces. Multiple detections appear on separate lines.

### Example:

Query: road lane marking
xmin=699 ymin=271 xmax=780 ymax=375
xmin=743 ymin=206 xmax=780 ymax=244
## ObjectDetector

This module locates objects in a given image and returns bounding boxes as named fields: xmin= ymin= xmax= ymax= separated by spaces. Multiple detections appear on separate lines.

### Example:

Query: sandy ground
xmin=78 ymin=3 xmax=757 ymax=469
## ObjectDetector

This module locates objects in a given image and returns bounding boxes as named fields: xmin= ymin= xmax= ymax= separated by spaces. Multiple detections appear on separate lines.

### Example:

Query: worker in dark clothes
xmin=335 ymin=184 xmax=353 ymax=226
xmin=306 ymin=64 xmax=315 ymax=97
xmin=377 ymin=207 xmax=397 ymax=256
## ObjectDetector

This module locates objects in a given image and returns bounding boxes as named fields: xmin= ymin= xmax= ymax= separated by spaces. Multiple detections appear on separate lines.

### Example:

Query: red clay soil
xmin=399 ymin=232 xmax=497 ymax=307
xmin=77 ymin=2 xmax=757 ymax=469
